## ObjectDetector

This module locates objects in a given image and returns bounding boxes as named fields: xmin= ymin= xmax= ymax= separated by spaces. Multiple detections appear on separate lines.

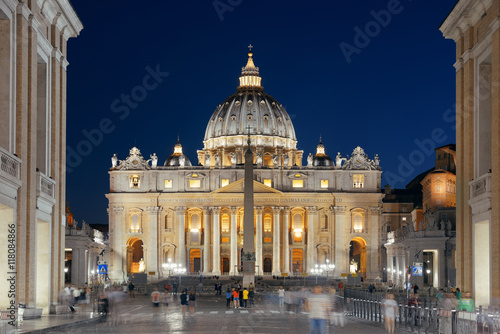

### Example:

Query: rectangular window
xmin=221 ymin=179 xmax=229 ymax=187
xmin=264 ymin=217 xmax=272 ymax=232
xmin=264 ymin=237 xmax=272 ymax=243
xmin=263 ymin=179 xmax=272 ymax=187
xmin=221 ymin=237 xmax=229 ymax=243
xmin=353 ymin=174 xmax=364 ymax=188
xmin=292 ymin=180 xmax=304 ymax=188
xmin=130 ymin=175 xmax=140 ymax=188
xmin=165 ymin=179 xmax=173 ymax=188
xmin=386 ymin=225 xmax=391 ymax=232
xmin=320 ymin=180 xmax=328 ymax=188
xmin=189 ymin=179 xmax=201 ymax=188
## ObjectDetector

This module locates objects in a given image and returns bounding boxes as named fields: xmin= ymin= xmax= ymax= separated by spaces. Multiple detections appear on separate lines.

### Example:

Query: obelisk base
xmin=242 ymin=261 xmax=255 ymax=288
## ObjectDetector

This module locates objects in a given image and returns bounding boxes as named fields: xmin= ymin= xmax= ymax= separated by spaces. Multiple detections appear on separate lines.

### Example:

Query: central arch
xmin=127 ymin=237 xmax=144 ymax=273
xmin=349 ymin=237 xmax=367 ymax=279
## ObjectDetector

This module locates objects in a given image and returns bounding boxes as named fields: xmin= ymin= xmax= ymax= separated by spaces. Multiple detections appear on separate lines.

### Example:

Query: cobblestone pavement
xmin=44 ymin=294 xmax=404 ymax=334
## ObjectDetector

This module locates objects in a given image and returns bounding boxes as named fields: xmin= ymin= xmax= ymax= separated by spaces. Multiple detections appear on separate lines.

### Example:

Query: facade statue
xmin=349 ymin=259 xmax=358 ymax=274
xmin=229 ymin=152 xmax=236 ymax=165
xmin=440 ymin=220 xmax=445 ymax=230
xmin=256 ymin=152 xmax=263 ymax=166
xmin=111 ymin=154 xmax=118 ymax=168
xmin=204 ymin=153 xmax=211 ymax=166
xmin=446 ymin=220 xmax=452 ymax=231
xmin=150 ymin=153 xmax=158 ymax=168
xmin=272 ymin=153 xmax=278 ymax=167
xmin=335 ymin=152 xmax=343 ymax=167
xmin=138 ymin=258 xmax=145 ymax=273
xmin=214 ymin=152 xmax=220 ymax=167
xmin=307 ymin=153 xmax=313 ymax=167
xmin=283 ymin=153 xmax=289 ymax=167
xmin=374 ymin=154 xmax=380 ymax=167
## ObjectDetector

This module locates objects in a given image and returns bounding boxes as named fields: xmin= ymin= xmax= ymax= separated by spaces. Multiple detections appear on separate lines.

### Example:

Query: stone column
xmin=332 ymin=206 xmax=347 ymax=277
xmin=71 ymin=248 xmax=80 ymax=285
xmin=306 ymin=206 xmax=318 ymax=272
xmin=175 ymin=207 xmax=187 ymax=269
xmin=438 ymin=247 xmax=446 ymax=288
xmin=203 ymin=207 xmax=211 ymax=274
xmin=230 ymin=207 xmax=238 ymax=275
xmin=272 ymin=206 xmax=281 ymax=275
xmin=147 ymin=206 xmax=162 ymax=279
xmin=283 ymin=207 xmax=290 ymax=274
xmin=110 ymin=206 xmax=124 ymax=282
xmin=212 ymin=207 xmax=221 ymax=275
xmin=255 ymin=207 xmax=263 ymax=275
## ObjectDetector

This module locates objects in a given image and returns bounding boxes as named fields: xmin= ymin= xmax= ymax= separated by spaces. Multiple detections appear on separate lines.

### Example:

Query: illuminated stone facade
xmin=441 ymin=0 xmax=500 ymax=308
xmin=107 ymin=51 xmax=384 ymax=283
xmin=0 ymin=0 xmax=82 ymax=315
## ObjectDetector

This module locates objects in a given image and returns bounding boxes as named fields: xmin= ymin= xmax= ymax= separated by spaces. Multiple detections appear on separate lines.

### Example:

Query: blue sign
xmin=412 ymin=262 xmax=423 ymax=276
xmin=98 ymin=264 xmax=107 ymax=275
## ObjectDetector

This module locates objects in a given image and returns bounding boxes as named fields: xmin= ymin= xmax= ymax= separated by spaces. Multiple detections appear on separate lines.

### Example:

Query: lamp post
xmin=320 ymin=259 xmax=335 ymax=281
xmin=311 ymin=264 xmax=323 ymax=284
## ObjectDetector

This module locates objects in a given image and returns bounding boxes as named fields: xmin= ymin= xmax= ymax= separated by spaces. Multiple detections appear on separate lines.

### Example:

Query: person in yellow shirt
xmin=242 ymin=288 xmax=249 ymax=308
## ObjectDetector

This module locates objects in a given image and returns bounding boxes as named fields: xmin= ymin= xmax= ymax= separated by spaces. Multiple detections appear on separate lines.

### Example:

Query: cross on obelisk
xmin=242 ymin=125 xmax=255 ymax=287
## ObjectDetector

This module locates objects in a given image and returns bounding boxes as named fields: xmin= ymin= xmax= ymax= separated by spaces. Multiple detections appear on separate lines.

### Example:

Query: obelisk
xmin=242 ymin=134 xmax=255 ymax=288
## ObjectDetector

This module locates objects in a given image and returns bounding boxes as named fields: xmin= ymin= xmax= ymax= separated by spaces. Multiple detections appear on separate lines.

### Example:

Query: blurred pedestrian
xmin=151 ymin=287 xmax=161 ymax=308
xmin=232 ymin=288 xmax=240 ymax=308
xmin=278 ymin=286 xmax=285 ymax=307
xmin=128 ymin=282 xmax=135 ymax=298
xmin=180 ymin=289 xmax=188 ymax=316
xmin=242 ymin=288 xmax=249 ymax=308
xmin=305 ymin=285 xmax=330 ymax=334
xmin=436 ymin=288 xmax=444 ymax=303
xmin=249 ymin=288 xmax=255 ymax=308
xmin=382 ymin=293 xmax=397 ymax=334
xmin=188 ymin=290 xmax=196 ymax=315
xmin=226 ymin=288 xmax=232 ymax=308
xmin=329 ymin=287 xmax=344 ymax=327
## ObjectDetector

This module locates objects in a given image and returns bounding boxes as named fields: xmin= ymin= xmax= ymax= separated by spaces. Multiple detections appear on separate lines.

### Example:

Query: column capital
xmin=272 ymin=206 xmax=281 ymax=214
xmin=331 ymin=206 xmax=346 ymax=215
xmin=146 ymin=206 xmax=162 ymax=214
xmin=283 ymin=206 xmax=291 ymax=214
xmin=202 ymin=206 xmax=211 ymax=214
xmin=306 ymin=206 xmax=318 ymax=214
xmin=255 ymin=206 xmax=263 ymax=214
xmin=230 ymin=206 xmax=238 ymax=214
xmin=113 ymin=206 xmax=124 ymax=213
xmin=211 ymin=206 xmax=221 ymax=214
xmin=369 ymin=206 xmax=382 ymax=215
xmin=174 ymin=206 xmax=187 ymax=213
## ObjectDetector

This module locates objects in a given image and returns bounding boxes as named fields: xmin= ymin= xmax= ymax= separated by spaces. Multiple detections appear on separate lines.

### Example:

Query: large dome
xmin=203 ymin=49 xmax=297 ymax=152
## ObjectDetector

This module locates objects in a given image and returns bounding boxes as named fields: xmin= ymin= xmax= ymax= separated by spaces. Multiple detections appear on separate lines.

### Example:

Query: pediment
xmin=211 ymin=178 xmax=282 ymax=194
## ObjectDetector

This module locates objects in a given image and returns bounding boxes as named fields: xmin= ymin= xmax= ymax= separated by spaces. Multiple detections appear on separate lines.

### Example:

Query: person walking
xmin=232 ymin=288 xmax=240 ymax=309
xmin=128 ymin=282 xmax=135 ymax=298
xmin=278 ymin=286 xmax=285 ymax=307
xmin=180 ymin=289 xmax=188 ymax=316
xmin=226 ymin=288 xmax=232 ymax=308
xmin=305 ymin=285 xmax=330 ymax=334
xmin=382 ymin=293 xmax=398 ymax=334
xmin=151 ymin=287 xmax=161 ymax=308
xmin=248 ymin=288 xmax=255 ymax=308
xmin=188 ymin=290 xmax=196 ymax=315
xmin=242 ymin=288 xmax=249 ymax=308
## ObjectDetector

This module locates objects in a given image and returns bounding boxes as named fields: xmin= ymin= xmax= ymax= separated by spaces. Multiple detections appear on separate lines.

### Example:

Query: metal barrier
xmin=345 ymin=297 xmax=500 ymax=334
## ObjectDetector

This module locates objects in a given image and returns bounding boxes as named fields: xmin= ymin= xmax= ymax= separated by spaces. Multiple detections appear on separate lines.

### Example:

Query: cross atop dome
xmin=248 ymin=44 xmax=253 ymax=52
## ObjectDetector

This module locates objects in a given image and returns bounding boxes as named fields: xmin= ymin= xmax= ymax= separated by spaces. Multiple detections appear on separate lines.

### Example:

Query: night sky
xmin=66 ymin=0 xmax=458 ymax=225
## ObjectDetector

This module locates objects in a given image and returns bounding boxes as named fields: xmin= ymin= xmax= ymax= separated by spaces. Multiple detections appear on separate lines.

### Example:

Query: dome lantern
xmin=238 ymin=44 xmax=262 ymax=89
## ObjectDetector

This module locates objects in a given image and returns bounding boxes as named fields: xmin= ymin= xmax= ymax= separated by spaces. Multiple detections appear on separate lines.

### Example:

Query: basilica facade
xmin=107 ymin=50 xmax=384 ymax=282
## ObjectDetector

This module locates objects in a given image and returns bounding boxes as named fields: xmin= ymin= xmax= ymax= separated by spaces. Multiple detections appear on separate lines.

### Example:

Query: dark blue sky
xmin=66 ymin=0 xmax=458 ymax=224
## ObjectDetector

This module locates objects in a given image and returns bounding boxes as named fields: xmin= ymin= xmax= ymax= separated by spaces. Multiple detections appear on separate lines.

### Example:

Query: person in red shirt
xmin=232 ymin=289 xmax=240 ymax=308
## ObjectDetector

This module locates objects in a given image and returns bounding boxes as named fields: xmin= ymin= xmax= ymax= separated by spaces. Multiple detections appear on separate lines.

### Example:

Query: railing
xmin=344 ymin=296 xmax=500 ymax=334
xmin=0 ymin=146 xmax=21 ymax=182
xmin=36 ymin=171 xmax=56 ymax=201
xmin=469 ymin=173 xmax=491 ymax=199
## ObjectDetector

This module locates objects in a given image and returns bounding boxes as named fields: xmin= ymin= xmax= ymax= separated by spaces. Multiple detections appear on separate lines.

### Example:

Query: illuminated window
xmin=293 ymin=214 xmax=303 ymax=242
xmin=263 ymin=179 xmax=272 ymax=187
xmin=402 ymin=217 xmax=407 ymax=222
xmin=221 ymin=179 xmax=229 ymax=187
xmin=320 ymin=180 xmax=328 ymax=188
xmin=165 ymin=180 xmax=173 ymax=188
xmin=264 ymin=215 xmax=272 ymax=232
xmin=190 ymin=214 xmax=200 ymax=243
xmin=353 ymin=213 xmax=363 ymax=231
xmin=436 ymin=184 xmax=441 ymax=192
xmin=264 ymin=237 xmax=272 ymax=243
xmin=221 ymin=215 xmax=229 ymax=232
xmin=130 ymin=214 xmax=141 ymax=233
xmin=222 ymin=237 xmax=229 ymax=243
xmin=292 ymin=180 xmax=304 ymax=188
xmin=130 ymin=175 xmax=140 ymax=188
xmin=189 ymin=179 xmax=201 ymax=188
xmin=353 ymin=174 xmax=364 ymax=188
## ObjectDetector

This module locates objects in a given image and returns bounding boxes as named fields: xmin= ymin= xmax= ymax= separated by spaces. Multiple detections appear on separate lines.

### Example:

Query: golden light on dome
xmin=239 ymin=45 xmax=262 ymax=88
xmin=174 ymin=144 xmax=183 ymax=154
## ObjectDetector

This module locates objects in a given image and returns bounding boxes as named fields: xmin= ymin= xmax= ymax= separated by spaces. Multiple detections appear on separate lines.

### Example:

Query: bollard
xmin=433 ymin=308 xmax=438 ymax=334
xmin=451 ymin=309 xmax=457 ymax=334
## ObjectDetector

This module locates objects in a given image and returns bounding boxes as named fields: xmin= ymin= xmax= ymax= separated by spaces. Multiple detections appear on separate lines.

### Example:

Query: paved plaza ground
xmin=17 ymin=293 xmax=408 ymax=334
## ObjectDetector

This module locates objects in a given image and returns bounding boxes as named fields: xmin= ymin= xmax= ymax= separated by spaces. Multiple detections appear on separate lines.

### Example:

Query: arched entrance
xmin=292 ymin=249 xmax=303 ymax=274
xmin=127 ymin=237 xmax=144 ymax=273
xmin=190 ymin=249 xmax=201 ymax=273
xmin=263 ymin=257 xmax=272 ymax=273
xmin=349 ymin=237 xmax=367 ymax=279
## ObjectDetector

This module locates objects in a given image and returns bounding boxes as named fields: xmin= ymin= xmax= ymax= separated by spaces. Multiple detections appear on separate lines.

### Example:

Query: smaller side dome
xmin=164 ymin=138 xmax=192 ymax=167
xmin=313 ymin=136 xmax=334 ymax=167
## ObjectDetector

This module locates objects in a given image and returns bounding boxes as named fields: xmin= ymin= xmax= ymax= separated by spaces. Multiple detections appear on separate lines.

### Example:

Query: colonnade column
xmin=110 ymin=206 xmax=124 ymax=282
xmin=203 ymin=207 xmax=211 ymax=274
xmin=230 ymin=207 xmax=238 ymax=275
xmin=272 ymin=206 xmax=281 ymax=275
xmin=212 ymin=207 xmax=221 ymax=275
xmin=283 ymin=207 xmax=290 ymax=274
xmin=175 ymin=207 xmax=187 ymax=269
xmin=255 ymin=207 xmax=263 ymax=275
xmin=306 ymin=206 xmax=318 ymax=272
xmin=332 ymin=206 xmax=346 ymax=277
xmin=147 ymin=206 xmax=161 ymax=279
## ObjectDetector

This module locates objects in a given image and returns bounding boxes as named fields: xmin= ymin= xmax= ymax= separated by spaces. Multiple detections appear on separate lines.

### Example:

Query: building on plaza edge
xmin=106 ymin=49 xmax=384 ymax=283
